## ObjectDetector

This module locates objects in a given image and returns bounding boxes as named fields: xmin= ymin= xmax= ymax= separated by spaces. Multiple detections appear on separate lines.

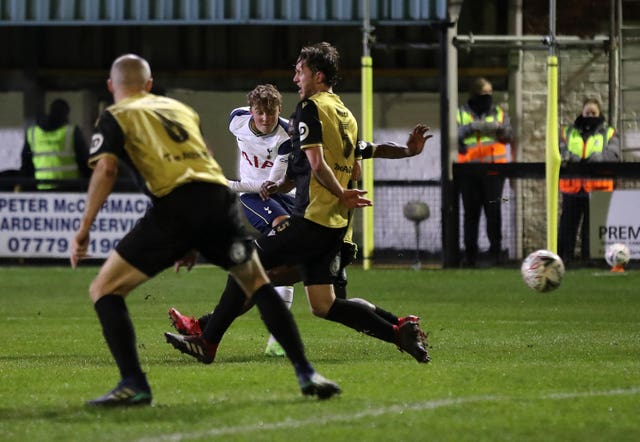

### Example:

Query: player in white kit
xmin=169 ymin=84 xmax=294 ymax=356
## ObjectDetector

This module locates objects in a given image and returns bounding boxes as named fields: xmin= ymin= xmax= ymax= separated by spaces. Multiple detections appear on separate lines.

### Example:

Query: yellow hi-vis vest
xmin=26 ymin=124 xmax=79 ymax=189
xmin=457 ymin=106 xmax=508 ymax=163
xmin=559 ymin=126 xmax=615 ymax=194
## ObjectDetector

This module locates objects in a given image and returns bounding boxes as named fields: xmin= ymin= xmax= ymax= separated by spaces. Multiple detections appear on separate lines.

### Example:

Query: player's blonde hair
xmin=247 ymin=84 xmax=281 ymax=113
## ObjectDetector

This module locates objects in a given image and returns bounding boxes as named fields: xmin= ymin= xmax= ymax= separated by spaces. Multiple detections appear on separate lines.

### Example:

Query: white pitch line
xmin=136 ymin=387 xmax=640 ymax=442
xmin=543 ymin=387 xmax=640 ymax=399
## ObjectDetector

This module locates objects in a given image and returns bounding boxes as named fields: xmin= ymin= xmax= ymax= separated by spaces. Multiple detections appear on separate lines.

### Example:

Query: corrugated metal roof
xmin=0 ymin=0 xmax=447 ymax=26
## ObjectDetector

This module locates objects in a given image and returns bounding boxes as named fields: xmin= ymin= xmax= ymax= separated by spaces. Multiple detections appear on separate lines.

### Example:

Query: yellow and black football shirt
xmin=89 ymin=92 xmax=227 ymax=197
xmin=288 ymin=91 xmax=358 ymax=229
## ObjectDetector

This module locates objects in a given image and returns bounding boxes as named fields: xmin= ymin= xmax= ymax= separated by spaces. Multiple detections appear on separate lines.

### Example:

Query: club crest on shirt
xmin=90 ymin=133 xmax=104 ymax=154
xmin=298 ymin=122 xmax=309 ymax=142
xmin=229 ymin=241 xmax=248 ymax=264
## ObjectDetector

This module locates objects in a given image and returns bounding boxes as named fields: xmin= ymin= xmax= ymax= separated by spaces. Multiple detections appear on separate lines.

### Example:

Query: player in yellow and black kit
xmin=70 ymin=54 xmax=340 ymax=407
xmin=167 ymin=124 xmax=433 ymax=357
xmin=165 ymin=43 xmax=430 ymax=367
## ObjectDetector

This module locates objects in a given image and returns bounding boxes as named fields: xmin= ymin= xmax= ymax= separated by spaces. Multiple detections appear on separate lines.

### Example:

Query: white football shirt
xmin=228 ymin=107 xmax=292 ymax=194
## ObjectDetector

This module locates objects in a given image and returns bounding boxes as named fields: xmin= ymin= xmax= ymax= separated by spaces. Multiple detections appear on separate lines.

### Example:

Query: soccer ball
xmin=521 ymin=249 xmax=565 ymax=292
xmin=605 ymin=243 xmax=630 ymax=268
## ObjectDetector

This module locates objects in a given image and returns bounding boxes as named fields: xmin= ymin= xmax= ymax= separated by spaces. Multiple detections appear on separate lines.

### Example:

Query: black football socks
xmin=252 ymin=283 xmax=312 ymax=373
xmin=325 ymin=297 xmax=396 ymax=343
xmin=94 ymin=295 xmax=147 ymax=386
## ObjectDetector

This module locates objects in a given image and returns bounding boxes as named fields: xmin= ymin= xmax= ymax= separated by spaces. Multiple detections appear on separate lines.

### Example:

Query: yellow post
xmin=361 ymin=55 xmax=374 ymax=269
xmin=545 ymin=55 xmax=560 ymax=252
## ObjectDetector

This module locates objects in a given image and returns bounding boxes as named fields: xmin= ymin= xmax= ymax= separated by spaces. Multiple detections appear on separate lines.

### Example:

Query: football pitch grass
xmin=1 ymin=264 xmax=639 ymax=441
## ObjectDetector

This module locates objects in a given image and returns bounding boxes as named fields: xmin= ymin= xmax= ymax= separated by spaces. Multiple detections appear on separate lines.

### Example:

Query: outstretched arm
xmin=370 ymin=124 xmax=432 ymax=159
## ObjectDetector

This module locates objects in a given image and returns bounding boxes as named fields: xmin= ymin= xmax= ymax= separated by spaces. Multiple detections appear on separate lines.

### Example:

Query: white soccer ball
xmin=521 ymin=249 xmax=565 ymax=292
xmin=604 ymin=243 xmax=630 ymax=268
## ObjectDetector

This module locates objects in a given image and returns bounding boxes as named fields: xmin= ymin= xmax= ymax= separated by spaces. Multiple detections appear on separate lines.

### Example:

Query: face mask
xmin=469 ymin=94 xmax=492 ymax=115
xmin=575 ymin=115 xmax=604 ymax=133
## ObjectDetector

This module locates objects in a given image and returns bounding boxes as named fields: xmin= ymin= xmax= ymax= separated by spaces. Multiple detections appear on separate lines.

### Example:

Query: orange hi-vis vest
xmin=457 ymin=106 xmax=508 ymax=163
xmin=559 ymin=125 xmax=616 ymax=194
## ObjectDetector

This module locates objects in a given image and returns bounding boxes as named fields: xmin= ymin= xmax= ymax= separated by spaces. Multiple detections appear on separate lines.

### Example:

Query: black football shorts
xmin=116 ymin=182 xmax=255 ymax=276
xmin=255 ymin=216 xmax=346 ymax=286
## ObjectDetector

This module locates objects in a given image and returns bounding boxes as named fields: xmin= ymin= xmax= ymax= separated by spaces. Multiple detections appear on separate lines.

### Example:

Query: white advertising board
xmin=590 ymin=190 xmax=640 ymax=260
xmin=0 ymin=192 xmax=149 ymax=258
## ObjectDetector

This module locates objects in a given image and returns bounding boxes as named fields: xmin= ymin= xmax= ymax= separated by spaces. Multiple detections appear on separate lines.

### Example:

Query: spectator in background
xmin=558 ymin=97 xmax=621 ymax=266
xmin=21 ymin=98 xmax=91 ymax=190
xmin=456 ymin=77 xmax=513 ymax=267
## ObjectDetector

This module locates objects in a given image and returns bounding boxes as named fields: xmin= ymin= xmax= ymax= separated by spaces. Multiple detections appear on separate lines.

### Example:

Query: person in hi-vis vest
xmin=457 ymin=77 xmax=513 ymax=267
xmin=21 ymin=98 xmax=91 ymax=190
xmin=558 ymin=97 xmax=620 ymax=265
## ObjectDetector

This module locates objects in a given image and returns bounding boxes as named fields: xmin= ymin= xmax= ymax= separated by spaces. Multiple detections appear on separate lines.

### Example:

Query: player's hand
xmin=259 ymin=180 xmax=277 ymax=201
xmin=70 ymin=229 xmax=90 ymax=269
xmin=174 ymin=249 xmax=198 ymax=273
xmin=406 ymin=124 xmax=432 ymax=157
xmin=339 ymin=188 xmax=372 ymax=208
